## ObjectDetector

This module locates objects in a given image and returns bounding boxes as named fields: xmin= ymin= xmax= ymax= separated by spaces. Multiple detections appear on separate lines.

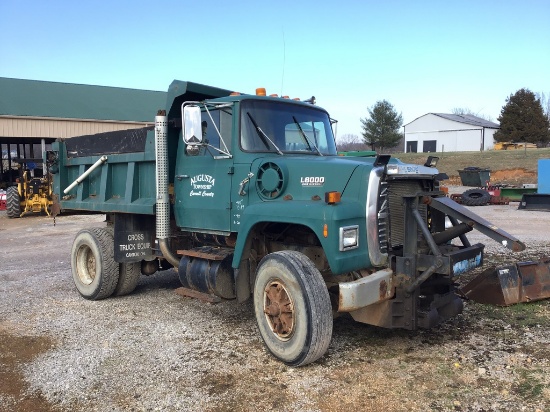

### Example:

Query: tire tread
xmin=461 ymin=188 xmax=490 ymax=206
xmin=6 ymin=186 xmax=21 ymax=218
xmin=281 ymin=251 xmax=333 ymax=366
xmin=114 ymin=262 xmax=141 ymax=296
xmin=254 ymin=250 xmax=333 ymax=367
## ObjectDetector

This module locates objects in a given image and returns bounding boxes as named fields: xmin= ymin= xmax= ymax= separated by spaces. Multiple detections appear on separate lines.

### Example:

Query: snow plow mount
xmin=380 ymin=193 xmax=524 ymax=330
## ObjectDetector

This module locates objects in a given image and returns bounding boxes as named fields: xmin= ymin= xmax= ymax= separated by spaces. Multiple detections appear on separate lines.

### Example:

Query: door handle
xmin=176 ymin=175 xmax=189 ymax=181
xmin=238 ymin=173 xmax=254 ymax=196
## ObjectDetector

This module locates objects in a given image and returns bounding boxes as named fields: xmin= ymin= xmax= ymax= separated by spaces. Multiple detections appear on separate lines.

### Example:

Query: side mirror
xmin=183 ymin=105 xmax=203 ymax=144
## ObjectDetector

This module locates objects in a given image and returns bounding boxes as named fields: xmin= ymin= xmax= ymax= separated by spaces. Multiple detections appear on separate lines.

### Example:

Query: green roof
xmin=0 ymin=77 xmax=166 ymax=122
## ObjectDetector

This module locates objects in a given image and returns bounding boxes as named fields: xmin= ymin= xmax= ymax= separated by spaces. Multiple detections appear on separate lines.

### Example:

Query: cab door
xmin=174 ymin=106 xmax=233 ymax=233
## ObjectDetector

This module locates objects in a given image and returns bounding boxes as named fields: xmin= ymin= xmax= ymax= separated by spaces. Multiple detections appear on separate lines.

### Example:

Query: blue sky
xmin=1 ymin=0 xmax=548 ymax=141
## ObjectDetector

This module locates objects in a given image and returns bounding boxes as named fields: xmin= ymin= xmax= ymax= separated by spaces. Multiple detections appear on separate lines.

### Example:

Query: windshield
xmin=240 ymin=100 xmax=337 ymax=155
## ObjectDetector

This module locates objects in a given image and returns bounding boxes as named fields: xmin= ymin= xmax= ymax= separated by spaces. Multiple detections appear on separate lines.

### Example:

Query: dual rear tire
xmin=71 ymin=227 xmax=141 ymax=300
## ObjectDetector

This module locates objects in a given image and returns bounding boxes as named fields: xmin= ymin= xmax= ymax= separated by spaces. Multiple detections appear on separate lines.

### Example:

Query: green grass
xmin=472 ymin=301 xmax=549 ymax=328
xmin=513 ymin=368 xmax=547 ymax=399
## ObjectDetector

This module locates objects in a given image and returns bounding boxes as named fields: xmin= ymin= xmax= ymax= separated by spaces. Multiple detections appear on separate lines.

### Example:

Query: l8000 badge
xmin=301 ymin=177 xmax=325 ymax=187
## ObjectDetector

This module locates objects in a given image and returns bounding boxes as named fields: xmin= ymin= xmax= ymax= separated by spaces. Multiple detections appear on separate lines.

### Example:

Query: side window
xmin=220 ymin=109 xmax=232 ymax=149
xmin=202 ymin=110 xmax=220 ymax=148
xmin=199 ymin=108 xmax=232 ymax=153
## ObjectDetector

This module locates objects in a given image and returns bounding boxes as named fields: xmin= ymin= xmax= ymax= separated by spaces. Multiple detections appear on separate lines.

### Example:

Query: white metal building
xmin=403 ymin=113 xmax=500 ymax=153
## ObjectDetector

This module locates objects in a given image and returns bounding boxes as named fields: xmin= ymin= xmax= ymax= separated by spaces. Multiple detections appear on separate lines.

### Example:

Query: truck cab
xmin=175 ymin=93 xmax=337 ymax=232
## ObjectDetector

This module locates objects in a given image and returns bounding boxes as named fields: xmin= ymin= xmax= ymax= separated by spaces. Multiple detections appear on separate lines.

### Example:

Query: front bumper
xmin=338 ymin=268 xmax=394 ymax=312
xmin=337 ymin=243 xmax=485 ymax=329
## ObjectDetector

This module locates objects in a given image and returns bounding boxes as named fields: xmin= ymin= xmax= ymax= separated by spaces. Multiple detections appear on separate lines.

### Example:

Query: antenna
xmin=280 ymin=27 xmax=286 ymax=96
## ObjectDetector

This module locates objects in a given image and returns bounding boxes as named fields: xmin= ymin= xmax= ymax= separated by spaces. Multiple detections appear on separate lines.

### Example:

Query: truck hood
xmin=249 ymin=156 xmax=375 ymax=201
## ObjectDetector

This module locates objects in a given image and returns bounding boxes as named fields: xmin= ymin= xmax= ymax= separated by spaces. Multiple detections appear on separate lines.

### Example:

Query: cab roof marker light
xmin=256 ymin=88 xmax=267 ymax=96
xmin=230 ymin=92 xmax=241 ymax=96
xmin=269 ymin=94 xmax=278 ymax=97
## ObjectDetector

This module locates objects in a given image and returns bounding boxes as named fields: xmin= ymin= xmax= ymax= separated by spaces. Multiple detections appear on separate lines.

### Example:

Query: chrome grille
xmin=386 ymin=180 xmax=428 ymax=249
xmin=377 ymin=181 xmax=389 ymax=254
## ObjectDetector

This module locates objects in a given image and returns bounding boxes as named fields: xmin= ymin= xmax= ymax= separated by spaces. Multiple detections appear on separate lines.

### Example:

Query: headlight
xmin=339 ymin=225 xmax=359 ymax=251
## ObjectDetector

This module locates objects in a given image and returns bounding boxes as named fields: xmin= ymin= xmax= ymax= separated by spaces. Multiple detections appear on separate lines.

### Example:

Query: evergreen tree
xmin=360 ymin=100 xmax=403 ymax=151
xmin=494 ymin=88 xmax=550 ymax=146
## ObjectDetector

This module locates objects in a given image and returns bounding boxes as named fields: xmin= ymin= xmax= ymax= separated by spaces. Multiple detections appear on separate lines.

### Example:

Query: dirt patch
xmin=490 ymin=168 xmax=538 ymax=185
xmin=0 ymin=324 xmax=59 ymax=412
xmin=447 ymin=168 xmax=537 ymax=186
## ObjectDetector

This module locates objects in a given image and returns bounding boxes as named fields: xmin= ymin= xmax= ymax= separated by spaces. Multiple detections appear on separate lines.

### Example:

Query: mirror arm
xmin=204 ymin=104 xmax=231 ymax=154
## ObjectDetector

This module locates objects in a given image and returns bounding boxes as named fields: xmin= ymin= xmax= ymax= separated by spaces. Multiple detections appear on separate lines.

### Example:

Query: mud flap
xmin=461 ymin=258 xmax=550 ymax=306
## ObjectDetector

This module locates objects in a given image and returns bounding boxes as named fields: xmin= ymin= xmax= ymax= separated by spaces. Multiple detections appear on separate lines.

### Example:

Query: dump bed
xmin=50 ymin=127 xmax=158 ymax=214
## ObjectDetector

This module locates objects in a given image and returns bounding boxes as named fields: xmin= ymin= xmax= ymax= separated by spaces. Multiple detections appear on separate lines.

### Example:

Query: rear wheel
xmin=71 ymin=227 xmax=119 ymax=300
xmin=6 ymin=186 xmax=21 ymax=218
xmin=253 ymin=251 xmax=333 ymax=366
xmin=114 ymin=262 xmax=141 ymax=296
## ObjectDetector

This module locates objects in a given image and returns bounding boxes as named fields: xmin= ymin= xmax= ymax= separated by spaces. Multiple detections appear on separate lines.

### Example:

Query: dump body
xmin=51 ymin=127 xmax=157 ymax=214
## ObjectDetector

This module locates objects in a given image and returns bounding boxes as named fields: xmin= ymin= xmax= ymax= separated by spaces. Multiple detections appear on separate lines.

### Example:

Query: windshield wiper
xmin=292 ymin=116 xmax=323 ymax=156
xmin=246 ymin=112 xmax=283 ymax=155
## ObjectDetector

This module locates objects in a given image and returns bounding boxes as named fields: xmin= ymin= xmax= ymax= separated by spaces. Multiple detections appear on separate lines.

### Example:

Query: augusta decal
xmin=190 ymin=174 xmax=215 ymax=198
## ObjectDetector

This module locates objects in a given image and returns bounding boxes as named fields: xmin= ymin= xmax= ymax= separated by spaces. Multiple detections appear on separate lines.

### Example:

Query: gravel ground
xmin=0 ymin=193 xmax=549 ymax=412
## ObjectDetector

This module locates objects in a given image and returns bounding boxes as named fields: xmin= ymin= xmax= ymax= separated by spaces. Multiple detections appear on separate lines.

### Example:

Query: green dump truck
xmin=46 ymin=80 xmax=525 ymax=366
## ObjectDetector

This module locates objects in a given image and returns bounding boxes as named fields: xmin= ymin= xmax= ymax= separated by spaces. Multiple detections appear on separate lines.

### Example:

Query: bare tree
xmin=451 ymin=107 xmax=494 ymax=122
xmin=336 ymin=134 xmax=368 ymax=152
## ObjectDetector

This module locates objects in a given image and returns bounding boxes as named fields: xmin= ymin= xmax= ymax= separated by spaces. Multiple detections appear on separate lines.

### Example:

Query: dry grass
xmin=392 ymin=148 xmax=550 ymax=185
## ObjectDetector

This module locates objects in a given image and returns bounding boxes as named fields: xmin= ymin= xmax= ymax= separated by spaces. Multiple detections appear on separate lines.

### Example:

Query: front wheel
xmin=71 ymin=227 xmax=120 ymax=300
xmin=6 ymin=186 xmax=21 ymax=218
xmin=253 ymin=251 xmax=333 ymax=366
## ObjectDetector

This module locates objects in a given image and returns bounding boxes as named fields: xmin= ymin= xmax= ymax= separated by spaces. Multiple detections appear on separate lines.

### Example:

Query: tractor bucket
xmin=461 ymin=258 xmax=550 ymax=306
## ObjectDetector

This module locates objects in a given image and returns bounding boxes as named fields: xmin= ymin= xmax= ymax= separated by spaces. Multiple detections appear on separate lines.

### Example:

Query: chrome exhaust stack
xmin=155 ymin=110 xmax=180 ymax=267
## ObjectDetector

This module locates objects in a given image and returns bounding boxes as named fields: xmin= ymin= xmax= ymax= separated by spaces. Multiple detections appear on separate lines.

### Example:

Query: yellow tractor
xmin=6 ymin=169 xmax=53 ymax=218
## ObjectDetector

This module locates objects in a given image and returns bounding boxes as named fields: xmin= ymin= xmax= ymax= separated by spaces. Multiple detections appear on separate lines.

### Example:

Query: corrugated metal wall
xmin=0 ymin=116 xmax=153 ymax=139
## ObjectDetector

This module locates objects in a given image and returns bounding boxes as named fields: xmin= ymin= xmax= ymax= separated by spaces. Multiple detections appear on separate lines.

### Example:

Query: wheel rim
xmin=263 ymin=280 xmax=295 ymax=341
xmin=76 ymin=244 xmax=96 ymax=285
